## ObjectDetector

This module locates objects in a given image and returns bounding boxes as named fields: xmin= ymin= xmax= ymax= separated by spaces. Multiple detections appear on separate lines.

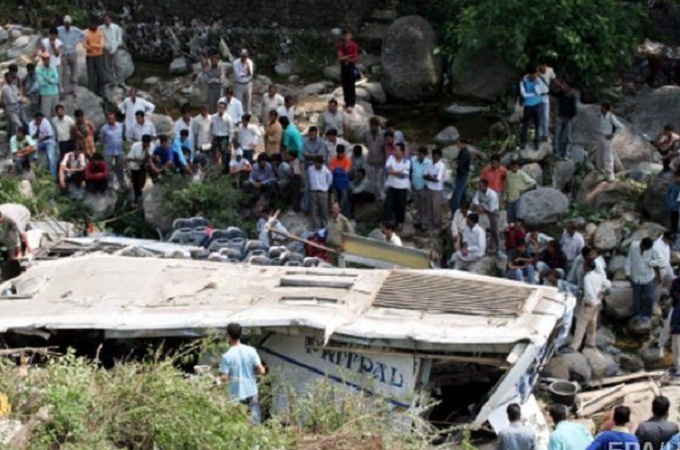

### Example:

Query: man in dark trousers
xmin=554 ymin=79 xmax=578 ymax=159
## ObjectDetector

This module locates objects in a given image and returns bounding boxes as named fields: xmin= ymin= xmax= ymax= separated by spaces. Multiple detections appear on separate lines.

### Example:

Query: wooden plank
xmin=584 ymin=370 xmax=666 ymax=389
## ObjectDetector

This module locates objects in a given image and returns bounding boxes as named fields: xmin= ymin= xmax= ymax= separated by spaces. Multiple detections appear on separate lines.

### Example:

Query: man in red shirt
xmin=480 ymin=155 xmax=508 ymax=196
xmin=336 ymin=30 xmax=358 ymax=113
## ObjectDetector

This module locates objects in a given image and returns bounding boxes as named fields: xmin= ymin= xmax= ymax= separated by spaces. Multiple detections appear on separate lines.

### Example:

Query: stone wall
xmin=95 ymin=0 xmax=390 ymax=30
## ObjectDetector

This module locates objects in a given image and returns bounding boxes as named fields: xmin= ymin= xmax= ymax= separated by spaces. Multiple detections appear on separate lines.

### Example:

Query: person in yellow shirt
xmin=83 ymin=23 xmax=105 ymax=96
xmin=503 ymin=160 xmax=536 ymax=224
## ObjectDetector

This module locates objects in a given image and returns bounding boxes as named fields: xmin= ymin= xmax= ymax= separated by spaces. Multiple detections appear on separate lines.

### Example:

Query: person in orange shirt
xmin=83 ymin=23 xmax=105 ymax=96
xmin=481 ymin=154 xmax=508 ymax=196
xmin=329 ymin=144 xmax=353 ymax=218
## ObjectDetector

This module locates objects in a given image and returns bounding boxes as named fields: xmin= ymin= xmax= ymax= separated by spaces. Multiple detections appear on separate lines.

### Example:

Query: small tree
xmin=445 ymin=0 xmax=647 ymax=85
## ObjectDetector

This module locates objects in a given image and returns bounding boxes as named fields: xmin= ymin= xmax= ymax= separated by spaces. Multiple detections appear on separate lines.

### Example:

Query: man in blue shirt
xmin=220 ymin=322 xmax=265 ymax=425
xmin=148 ymin=135 xmax=175 ymax=182
xmin=280 ymin=116 xmax=303 ymax=159
xmin=519 ymin=66 xmax=542 ymax=151
xmin=548 ymin=403 xmax=593 ymax=450
xmin=587 ymin=405 xmax=640 ymax=450
xmin=497 ymin=403 xmax=537 ymax=450
xmin=100 ymin=112 xmax=126 ymax=190
xmin=411 ymin=146 xmax=432 ymax=231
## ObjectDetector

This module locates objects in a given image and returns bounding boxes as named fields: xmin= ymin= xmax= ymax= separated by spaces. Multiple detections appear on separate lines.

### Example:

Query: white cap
xmin=240 ymin=49 xmax=248 ymax=56
xmin=63 ymin=15 xmax=72 ymax=23
xmin=236 ymin=148 xmax=244 ymax=157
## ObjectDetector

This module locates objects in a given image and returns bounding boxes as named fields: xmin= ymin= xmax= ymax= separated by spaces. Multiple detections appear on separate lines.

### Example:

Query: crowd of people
xmin=498 ymin=396 xmax=680 ymax=450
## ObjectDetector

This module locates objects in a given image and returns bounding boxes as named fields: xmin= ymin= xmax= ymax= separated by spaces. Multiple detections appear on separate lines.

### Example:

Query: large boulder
xmin=573 ymin=104 xmax=651 ymax=170
xmin=519 ymin=141 xmax=552 ymax=162
xmin=169 ymin=56 xmax=189 ymax=75
xmin=451 ymin=52 xmax=516 ymax=101
xmin=362 ymin=82 xmax=387 ymax=104
xmin=582 ymin=347 xmax=620 ymax=379
xmin=631 ymin=85 xmax=680 ymax=137
xmin=83 ymin=190 xmax=118 ymax=220
xmin=344 ymin=103 xmax=372 ymax=142
xmin=61 ymin=86 xmax=105 ymax=128
xmin=543 ymin=352 xmax=592 ymax=382
xmin=517 ymin=188 xmax=569 ymax=226
xmin=381 ymin=16 xmax=441 ymax=101
xmin=642 ymin=173 xmax=673 ymax=226
xmin=593 ymin=220 xmax=624 ymax=251
xmin=113 ymin=48 xmax=135 ymax=83
xmin=143 ymin=184 xmax=173 ymax=233
xmin=576 ymin=171 xmax=639 ymax=209
xmin=607 ymin=255 xmax=627 ymax=280
xmin=434 ymin=126 xmax=460 ymax=145
xmin=552 ymin=160 xmax=576 ymax=191
xmin=521 ymin=163 xmax=543 ymax=186
xmin=603 ymin=281 xmax=634 ymax=320
xmin=150 ymin=114 xmax=175 ymax=138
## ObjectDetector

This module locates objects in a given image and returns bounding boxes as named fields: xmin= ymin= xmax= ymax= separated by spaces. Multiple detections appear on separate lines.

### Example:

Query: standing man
xmin=37 ymin=52 xmax=60 ymax=123
xmin=586 ymin=406 xmax=639 ymax=450
xmin=326 ymin=201 xmax=354 ymax=250
xmin=174 ymin=105 xmax=194 ymax=152
xmin=233 ymin=49 xmax=254 ymax=115
xmin=281 ymin=116 xmax=303 ymax=159
xmin=504 ymin=160 xmax=536 ymax=225
xmin=321 ymin=99 xmax=346 ymax=138
xmin=480 ymin=155 xmax=507 ymax=198
xmin=450 ymin=139 xmax=471 ymax=215
xmin=126 ymin=134 xmax=151 ymax=205
xmin=598 ymin=102 xmax=623 ymax=182
xmin=411 ymin=147 xmax=432 ymax=231
xmin=547 ymin=404 xmax=593 ymax=450
xmin=84 ymin=21 xmax=106 ymax=97
xmin=448 ymin=213 xmax=486 ymax=271
xmin=666 ymin=171 xmax=680 ymax=238
xmin=472 ymin=179 xmax=500 ymax=256
xmin=201 ymin=54 xmax=226 ymax=114
xmin=626 ymin=237 xmax=665 ymax=320
xmin=519 ymin=67 xmax=542 ymax=150
xmin=192 ymin=105 xmax=212 ymax=155
xmin=496 ymin=403 xmax=537 ymax=450
xmin=21 ymin=64 xmax=40 ymax=120
xmin=260 ymin=85 xmax=284 ymax=124
xmin=128 ymin=110 xmax=157 ymax=144
xmin=336 ymin=29 xmax=358 ymax=113
xmin=218 ymin=88 xmax=244 ymax=126
xmin=219 ymin=323 xmax=266 ymax=425
xmin=211 ymin=101 xmax=234 ymax=171
xmin=99 ymin=14 xmax=123 ymax=86
xmin=40 ymin=28 xmax=63 ymax=75
xmin=28 ymin=112 xmax=57 ymax=179
xmin=560 ymin=222 xmax=585 ymax=273
xmin=307 ymin=155 xmax=333 ymax=229
xmin=362 ymin=117 xmax=385 ymax=201
xmin=264 ymin=110 xmax=282 ymax=156
xmin=635 ymin=396 xmax=678 ymax=450
xmin=1 ymin=71 xmax=22 ymax=143
xmin=537 ymin=61 xmax=556 ymax=142
xmin=52 ymin=104 xmax=75 ymax=163
xmin=424 ymin=148 xmax=446 ymax=234
xmin=569 ymin=259 xmax=611 ymax=352
xmin=303 ymin=126 xmax=327 ymax=213
xmin=100 ymin=112 xmax=127 ymax=190
xmin=57 ymin=15 xmax=85 ymax=99
xmin=329 ymin=145 xmax=353 ymax=218
xmin=236 ymin=114 xmax=260 ymax=163
xmin=554 ymin=79 xmax=578 ymax=160
xmin=118 ymin=88 xmax=155 ymax=142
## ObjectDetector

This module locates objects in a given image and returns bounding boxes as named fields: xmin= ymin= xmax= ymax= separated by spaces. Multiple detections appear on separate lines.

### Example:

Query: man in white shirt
xmin=119 ymin=89 xmax=155 ymax=141
xmin=58 ymin=145 xmax=86 ymax=191
xmin=174 ymin=105 xmax=194 ymax=149
xmin=129 ymin=111 xmax=157 ymax=144
xmin=598 ymin=102 xmax=623 ymax=182
xmin=229 ymin=148 xmax=252 ymax=186
xmin=567 ymin=246 xmax=607 ymax=291
xmin=471 ymin=178 xmax=500 ymax=255
xmin=381 ymin=221 xmax=402 ymax=247
xmin=424 ymin=148 xmax=447 ymax=233
xmin=626 ymin=237 xmax=665 ymax=319
xmin=256 ymin=206 xmax=288 ymax=248
xmin=233 ymin=49 xmax=254 ymax=115
xmin=99 ymin=14 xmax=123 ymax=85
xmin=211 ymin=101 xmax=234 ymax=171
xmin=237 ymin=114 xmax=260 ymax=163
xmin=560 ymin=222 xmax=585 ymax=272
xmin=569 ymin=259 xmax=612 ymax=352
xmin=324 ymin=129 xmax=350 ymax=162
xmin=28 ymin=112 xmax=57 ymax=180
xmin=307 ymin=155 xmax=333 ymax=229
xmin=448 ymin=213 xmax=486 ymax=271
xmin=218 ymin=88 xmax=244 ymax=125
xmin=537 ymin=62 xmax=556 ymax=141
xmin=192 ymin=105 xmax=212 ymax=153
xmin=40 ymin=28 xmax=63 ymax=70
xmin=57 ymin=15 xmax=85 ymax=98
xmin=260 ymin=85 xmax=284 ymax=124
xmin=276 ymin=96 xmax=296 ymax=123
xmin=654 ymin=231 xmax=675 ymax=288
xmin=321 ymin=99 xmax=346 ymax=137
xmin=52 ymin=104 xmax=75 ymax=163
xmin=126 ymin=134 xmax=152 ymax=204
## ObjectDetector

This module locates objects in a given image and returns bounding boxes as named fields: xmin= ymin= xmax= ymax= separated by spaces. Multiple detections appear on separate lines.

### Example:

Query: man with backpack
xmin=598 ymin=102 xmax=622 ymax=182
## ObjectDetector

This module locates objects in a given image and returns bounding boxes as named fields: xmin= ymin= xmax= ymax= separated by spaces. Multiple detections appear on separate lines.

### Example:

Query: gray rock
xmin=149 ymin=114 xmax=175 ymax=138
xmin=627 ymin=162 xmax=663 ymax=182
xmin=489 ymin=121 xmax=511 ymax=141
xmin=607 ymin=255 xmax=627 ymax=280
xmin=595 ymin=327 xmax=616 ymax=350
xmin=288 ymin=74 xmax=300 ymax=84
xmin=143 ymin=184 xmax=173 ymax=233
xmin=60 ymin=86 xmax=105 ymax=128
xmin=323 ymin=64 xmax=341 ymax=82
xmin=631 ymin=85 xmax=680 ymax=138
xmin=468 ymin=256 xmax=502 ymax=277
xmin=302 ymin=81 xmax=332 ymax=96
xmin=275 ymin=61 xmax=294 ymax=76
xmin=12 ymin=35 xmax=29 ymax=48
xmin=517 ymin=188 xmax=569 ymax=226
xmin=443 ymin=103 xmax=490 ymax=116
xmin=628 ymin=316 xmax=653 ymax=337
xmin=543 ymin=352 xmax=592 ymax=382
xmin=368 ymin=228 xmax=386 ymax=241
xmin=362 ymin=81 xmax=387 ymax=104
xmin=381 ymin=16 xmax=441 ymax=101
xmin=603 ymin=281 xmax=634 ymax=320
xmin=442 ymin=144 xmax=484 ymax=162
xmin=552 ymin=160 xmax=576 ymax=191
xmin=113 ymin=48 xmax=134 ymax=82
xmin=279 ymin=210 xmax=312 ymax=237
xmin=434 ymin=126 xmax=460 ymax=145
xmin=169 ymin=56 xmax=189 ymax=75
xmin=519 ymin=141 xmax=552 ymax=162
xmin=582 ymin=347 xmax=620 ymax=379
xmin=639 ymin=345 xmax=664 ymax=369
xmin=83 ymin=190 xmax=118 ymax=220
xmin=344 ymin=103 xmax=372 ymax=142
xmin=593 ymin=220 xmax=623 ymax=251
xmin=354 ymin=87 xmax=371 ymax=102
xmin=451 ymin=52 xmax=516 ymax=101
xmin=571 ymin=145 xmax=589 ymax=164
xmin=576 ymin=171 xmax=639 ymax=209
xmin=143 ymin=77 xmax=160 ymax=86
xmin=0 ymin=29 xmax=9 ymax=44
xmin=642 ymin=173 xmax=673 ymax=226
xmin=18 ymin=179 xmax=33 ymax=200
xmin=620 ymin=222 xmax=666 ymax=252
xmin=617 ymin=353 xmax=645 ymax=372
xmin=521 ymin=163 xmax=543 ymax=186
xmin=9 ymin=28 xmax=21 ymax=40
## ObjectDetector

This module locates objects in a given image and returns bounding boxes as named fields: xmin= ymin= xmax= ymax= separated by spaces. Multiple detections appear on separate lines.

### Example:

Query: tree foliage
xmin=443 ymin=0 xmax=648 ymax=84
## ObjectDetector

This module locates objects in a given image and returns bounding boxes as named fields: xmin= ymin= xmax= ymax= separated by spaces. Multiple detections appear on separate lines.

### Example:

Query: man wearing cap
xmin=84 ymin=21 xmax=106 ymax=96
xmin=36 ymin=52 xmax=60 ymax=126
xmin=233 ymin=49 xmax=254 ymax=115
xmin=57 ymin=15 xmax=85 ymax=99
xmin=99 ymin=14 xmax=123 ymax=85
